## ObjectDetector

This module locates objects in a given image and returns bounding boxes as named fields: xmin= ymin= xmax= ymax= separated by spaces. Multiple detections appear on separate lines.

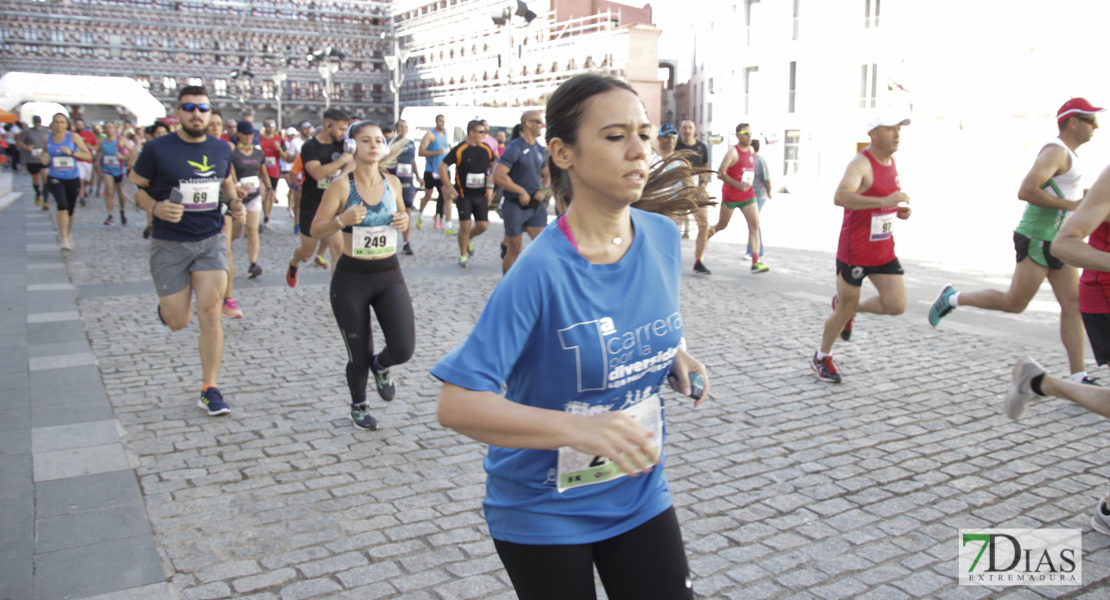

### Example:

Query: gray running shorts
xmin=149 ymin=233 xmax=228 ymax=297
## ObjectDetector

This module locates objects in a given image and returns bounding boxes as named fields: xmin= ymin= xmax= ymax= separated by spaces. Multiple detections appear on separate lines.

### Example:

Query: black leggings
xmin=329 ymin=254 xmax=415 ymax=404
xmin=493 ymin=506 xmax=693 ymax=600
xmin=47 ymin=177 xmax=80 ymax=215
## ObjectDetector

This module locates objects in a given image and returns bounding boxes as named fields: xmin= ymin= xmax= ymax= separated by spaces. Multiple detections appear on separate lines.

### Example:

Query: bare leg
xmin=957 ymin=258 xmax=1047 ymax=313
xmin=694 ymin=206 xmax=709 ymax=261
xmin=856 ymin=274 xmax=907 ymax=316
xmin=192 ymin=270 xmax=228 ymax=385
xmin=1046 ymin=265 xmax=1087 ymax=375
xmin=821 ymin=276 xmax=861 ymax=355
xmin=1040 ymin=376 xmax=1110 ymax=419
xmin=740 ymin=202 xmax=760 ymax=259
xmin=223 ymin=216 xmax=235 ymax=299
xmin=245 ymin=210 xmax=261 ymax=265
xmin=709 ymin=204 xmax=734 ymax=238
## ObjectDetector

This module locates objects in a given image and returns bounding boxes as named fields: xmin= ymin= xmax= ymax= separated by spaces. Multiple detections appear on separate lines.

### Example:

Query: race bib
xmin=52 ymin=155 xmax=75 ymax=170
xmin=239 ymin=176 xmax=261 ymax=193
xmin=265 ymin=156 xmax=277 ymax=168
xmin=102 ymin=156 xmax=120 ymax=168
xmin=556 ymin=393 xmax=663 ymax=493
xmin=179 ymin=179 xmax=221 ymax=211
xmin=465 ymin=172 xmax=485 ymax=189
xmin=352 ymin=225 xmax=397 ymax=257
xmin=740 ymin=170 xmax=755 ymax=186
xmin=318 ymin=171 xmax=341 ymax=189
xmin=396 ymin=163 xmax=413 ymax=177
xmin=870 ymin=211 xmax=896 ymax=241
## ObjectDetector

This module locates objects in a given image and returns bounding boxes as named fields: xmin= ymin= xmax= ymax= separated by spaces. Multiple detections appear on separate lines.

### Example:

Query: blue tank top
xmin=46 ymin=132 xmax=80 ymax=180
xmin=101 ymin=139 xmax=122 ymax=176
xmin=341 ymin=173 xmax=397 ymax=232
xmin=425 ymin=129 xmax=448 ymax=173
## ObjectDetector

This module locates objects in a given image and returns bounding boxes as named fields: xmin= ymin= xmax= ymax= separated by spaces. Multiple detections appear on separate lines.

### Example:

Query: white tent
xmin=0 ymin=72 xmax=166 ymax=126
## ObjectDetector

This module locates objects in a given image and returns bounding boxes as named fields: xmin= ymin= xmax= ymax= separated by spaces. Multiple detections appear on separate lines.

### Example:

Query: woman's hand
xmin=392 ymin=210 xmax=409 ymax=231
xmin=567 ymin=412 xmax=657 ymax=477
xmin=337 ymin=203 xmax=366 ymax=226
xmin=668 ymin=347 xmax=710 ymax=407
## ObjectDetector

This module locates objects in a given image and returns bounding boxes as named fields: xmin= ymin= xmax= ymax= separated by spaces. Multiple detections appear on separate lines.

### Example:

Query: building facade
xmin=391 ymin=0 xmax=662 ymax=124
xmin=0 ymin=0 xmax=393 ymax=125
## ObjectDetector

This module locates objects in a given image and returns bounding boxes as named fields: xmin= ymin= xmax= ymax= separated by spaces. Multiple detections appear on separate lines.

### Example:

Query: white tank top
xmin=1044 ymin=138 xmax=1083 ymax=200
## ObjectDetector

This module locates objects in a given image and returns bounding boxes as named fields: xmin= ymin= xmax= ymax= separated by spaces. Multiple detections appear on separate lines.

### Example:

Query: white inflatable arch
xmin=0 ymin=72 xmax=166 ymax=126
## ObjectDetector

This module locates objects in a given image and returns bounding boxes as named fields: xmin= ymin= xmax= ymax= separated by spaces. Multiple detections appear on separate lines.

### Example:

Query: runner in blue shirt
xmin=493 ymin=110 xmax=549 ymax=273
xmin=43 ymin=113 xmax=93 ymax=250
xmin=434 ymin=73 xmax=713 ymax=600
xmin=129 ymin=85 xmax=245 ymax=417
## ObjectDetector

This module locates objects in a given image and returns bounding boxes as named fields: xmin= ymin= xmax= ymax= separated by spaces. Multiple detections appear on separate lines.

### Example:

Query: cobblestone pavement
xmin=36 ymin=177 xmax=1110 ymax=599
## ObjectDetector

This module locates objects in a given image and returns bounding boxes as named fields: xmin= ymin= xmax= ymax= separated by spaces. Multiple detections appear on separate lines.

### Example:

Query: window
xmin=80 ymin=32 xmax=93 ymax=44
xmin=136 ymin=75 xmax=151 ymax=90
xmin=864 ymin=0 xmax=880 ymax=28
xmin=261 ymin=80 xmax=274 ymax=99
xmin=784 ymin=130 xmax=800 ymax=176
xmin=214 ymin=78 xmax=227 ymax=96
xmin=788 ymin=61 xmax=797 ymax=113
xmin=162 ymin=76 xmax=177 ymax=92
xmin=187 ymin=77 xmax=203 ymax=87
xmin=859 ymin=63 xmax=878 ymax=109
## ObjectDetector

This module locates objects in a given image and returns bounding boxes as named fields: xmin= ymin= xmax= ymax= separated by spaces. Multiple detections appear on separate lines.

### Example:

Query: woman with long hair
xmin=433 ymin=73 xmax=713 ymax=599
xmin=312 ymin=120 xmax=414 ymax=431
xmin=42 ymin=113 xmax=92 ymax=250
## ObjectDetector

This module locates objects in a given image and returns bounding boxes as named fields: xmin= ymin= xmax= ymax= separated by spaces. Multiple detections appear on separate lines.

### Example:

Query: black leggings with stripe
xmin=329 ymin=254 xmax=415 ymax=404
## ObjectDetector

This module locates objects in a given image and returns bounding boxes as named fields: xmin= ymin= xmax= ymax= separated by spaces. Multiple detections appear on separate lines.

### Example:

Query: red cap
xmin=1057 ymin=98 xmax=1104 ymax=124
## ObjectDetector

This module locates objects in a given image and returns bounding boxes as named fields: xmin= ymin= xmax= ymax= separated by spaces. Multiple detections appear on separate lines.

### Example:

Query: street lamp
xmin=382 ymin=29 xmax=409 ymax=125
xmin=230 ymin=62 xmax=255 ymax=109
xmin=272 ymin=70 xmax=288 ymax=130
xmin=307 ymin=47 xmax=346 ymax=110
xmin=491 ymin=1 xmax=537 ymax=108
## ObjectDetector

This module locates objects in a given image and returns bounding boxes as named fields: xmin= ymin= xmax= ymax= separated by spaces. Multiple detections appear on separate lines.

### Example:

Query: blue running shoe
xmin=198 ymin=387 xmax=231 ymax=416
xmin=350 ymin=402 xmax=379 ymax=430
xmin=371 ymin=357 xmax=395 ymax=402
xmin=293 ymin=224 xmax=301 ymax=235
xmin=929 ymin=283 xmax=958 ymax=327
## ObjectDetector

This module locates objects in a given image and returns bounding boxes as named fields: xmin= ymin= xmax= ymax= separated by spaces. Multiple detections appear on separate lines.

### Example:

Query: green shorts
xmin=724 ymin=199 xmax=757 ymax=210
xmin=1014 ymin=232 xmax=1064 ymax=270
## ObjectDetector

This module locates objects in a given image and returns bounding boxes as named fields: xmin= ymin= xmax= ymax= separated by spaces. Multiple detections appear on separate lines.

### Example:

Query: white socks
xmin=950 ymin=292 xmax=960 ymax=307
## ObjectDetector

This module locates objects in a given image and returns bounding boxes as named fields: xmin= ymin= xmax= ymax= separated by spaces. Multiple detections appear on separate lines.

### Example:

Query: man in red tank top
xmin=1009 ymin=163 xmax=1110 ymax=537
xmin=811 ymin=114 xmax=912 ymax=383
xmin=708 ymin=123 xmax=769 ymax=273
xmin=259 ymin=118 xmax=282 ymax=231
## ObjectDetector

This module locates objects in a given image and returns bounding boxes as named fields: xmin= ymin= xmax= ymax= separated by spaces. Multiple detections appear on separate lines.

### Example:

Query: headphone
xmin=343 ymin=120 xmax=378 ymax=155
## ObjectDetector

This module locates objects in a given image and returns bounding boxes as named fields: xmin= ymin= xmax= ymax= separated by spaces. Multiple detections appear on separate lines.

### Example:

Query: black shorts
xmin=423 ymin=171 xmax=442 ymax=193
xmin=108 ymin=173 xmax=123 ymax=183
xmin=455 ymin=194 xmax=489 ymax=222
xmin=1014 ymin=232 xmax=1065 ymax=270
xmin=836 ymin=257 xmax=904 ymax=287
xmin=1082 ymin=313 xmax=1110 ymax=366
xmin=27 ymin=163 xmax=46 ymax=175
xmin=299 ymin=200 xmax=320 ymax=235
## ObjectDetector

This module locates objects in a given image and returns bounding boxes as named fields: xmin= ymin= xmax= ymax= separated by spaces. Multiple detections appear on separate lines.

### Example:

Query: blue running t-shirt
xmin=133 ymin=133 xmax=232 ymax=242
xmin=432 ymin=208 xmax=683 ymax=545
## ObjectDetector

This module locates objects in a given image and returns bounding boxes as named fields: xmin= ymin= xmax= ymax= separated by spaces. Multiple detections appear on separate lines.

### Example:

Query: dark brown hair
xmin=544 ymin=73 xmax=712 ymax=218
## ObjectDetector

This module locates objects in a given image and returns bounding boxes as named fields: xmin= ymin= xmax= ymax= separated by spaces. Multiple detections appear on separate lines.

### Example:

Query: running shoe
xmin=415 ymin=215 xmax=423 ymax=231
xmin=103 ymin=214 xmax=114 ymax=226
xmin=1081 ymin=376 xmax=1100 ymax=386
xmin=142 ymin=226 xmax=152 ymax=239
xmin=751 ymin=261 xmax=770 ymax=274
xmin=811 ymin=352 xmax=842 ymax=383
xmin=402 ymin=242 xmax=413 ymax=256
xmin=929 ymin=283 xmax=958 ymax=327
xmin=682 ymin=230 xmax=690 ymax=240
xmin=222 ymin=298 xmax=243 ymax=319
xmin=248 ymin=263 xmax=263 ymax=279
xmin=1092 ymin=500 xmax=1110 ymax=536
xmin=42 ymin=201 xmax=50 ymax=211
xmin=79 ymin=197 xmax=86 ymax=207
xmin=371 ymin=359 xmax=396 ymax=402
xmin=458 ymin=255 xmax=469 ymax=267
xmin=314 ymin=255 xmax=328 ymax=268
xmin=350 ymin=402 xmax=379 ymax=431
xmin=467 ymin=240 xmax=475 ymax=256
xmin=198 ymin=387 xmax=231 ymax=416
xmin=286 ymin=264 xmax=298 ymax=288
xmin=445 ymin=226 xmax=457 ymax=236
xmin=832 ymin=295 xmax=853 ymax=342
xmin=293 ymin=224 xmax=301 ymax=235
xmin=1006 ymin=356 xmax=1046 ymax=420
xmin=500 ymin=242 xmax=508 ymax=259
xmin=693 ymin=261 xmax=711 ymax=275
xmin=35 ymin=194 xmax=41 ymax=207
xmin=120 ymin=212 xmax=127 ymax=226
xmin=258 ymin=224 xmax=264 ymax=235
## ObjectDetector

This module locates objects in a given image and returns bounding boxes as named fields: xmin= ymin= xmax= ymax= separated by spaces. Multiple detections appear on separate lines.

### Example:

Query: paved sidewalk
xmin=3 ymin=171 xmax=1110 ymax=599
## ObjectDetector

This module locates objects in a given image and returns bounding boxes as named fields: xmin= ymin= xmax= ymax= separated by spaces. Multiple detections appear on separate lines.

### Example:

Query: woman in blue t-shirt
xmin=313 ymin=120 xmax=414 ymax=432
xmin=433 ymin=74 xmax=713 ymax=599
xmin=42 ymin=113 xmax=93 ymax=250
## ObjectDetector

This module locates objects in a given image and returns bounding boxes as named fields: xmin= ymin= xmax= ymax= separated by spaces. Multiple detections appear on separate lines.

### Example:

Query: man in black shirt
xmin=440 ymin=120 xmax=495 ymax=267
xmin=676 ymin=118 xmax=712 ymax=274
xmin=286 ymin=108 xmax=350 ymax=287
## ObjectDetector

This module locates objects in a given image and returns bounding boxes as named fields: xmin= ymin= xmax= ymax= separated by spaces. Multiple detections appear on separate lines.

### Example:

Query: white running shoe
xmin=1006 ymin=356 xmax=1046 ymax=420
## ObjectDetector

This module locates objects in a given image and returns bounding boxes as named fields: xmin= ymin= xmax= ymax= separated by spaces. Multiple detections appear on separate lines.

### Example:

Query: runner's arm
xmin=1053 ymin=165 xmax=1110 ymax=271
xmin=311 ymin=176 xmax=350 ymax=239
xmin=68 ymin=136 xmax=93 ymax=161
xmin=717 ymin=149 xmax=746 ymax=191
xmin=1018 ymin=145 xmax=1080 ymax=211
xmin=493 ymin=162 xmax=526 ymax=196
xmin=833 ymin=154 xmax=904 ymax=209
xmin=129 ymin=172 xmax=156 ymax=213
xmin=417 ymin=132 xmax=438 ymax=157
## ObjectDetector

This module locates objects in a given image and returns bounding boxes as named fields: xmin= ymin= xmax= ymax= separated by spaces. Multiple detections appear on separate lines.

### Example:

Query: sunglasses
xmin=476 ymin=129 xmax=489 ymax=134
xmin=264 ymin=122 xmax=276 ymax=128
xmin=179 ymin=102 xmax=211 ymax=113
xmin=737 ymin=130 xmax=751 ymax=135
xmin=1075 ymin=115 xmax=1097 ymax=124
xmin=529 ymin=119 xmax=545 ymax=126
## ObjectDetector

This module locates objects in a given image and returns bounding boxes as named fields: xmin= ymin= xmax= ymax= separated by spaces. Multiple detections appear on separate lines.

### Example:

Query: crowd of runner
xmin=10 ymin=77 xmax=1110 ymax=596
